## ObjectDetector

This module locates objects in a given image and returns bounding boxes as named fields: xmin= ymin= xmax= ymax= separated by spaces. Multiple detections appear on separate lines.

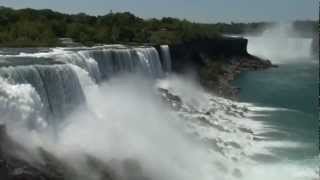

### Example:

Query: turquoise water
xmin=233 ymin=58 xmax=318 ymax=162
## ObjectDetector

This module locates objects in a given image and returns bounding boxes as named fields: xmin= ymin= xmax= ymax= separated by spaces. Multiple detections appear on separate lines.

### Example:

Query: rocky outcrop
xmin=201 ymin=56 xmax=273 ymax=97
xmin=168 ymin=37 xmax=273 ymax=97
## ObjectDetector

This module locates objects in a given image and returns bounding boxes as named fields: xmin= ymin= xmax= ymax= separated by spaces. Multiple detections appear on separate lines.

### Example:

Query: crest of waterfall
xmin=53 ymin=46 xmax=164 ymax=80
xmin=135 ymin=47 xmax=164 ymax=78
xmin=53 ymin=51 xmax=102 ymax=83
xmin=160 ymin=45 xmax=172 ymax=73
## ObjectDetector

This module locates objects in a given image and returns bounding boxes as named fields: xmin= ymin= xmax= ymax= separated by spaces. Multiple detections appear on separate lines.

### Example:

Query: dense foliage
xmin=0 ymin=6 xmax=317 ymax=47
xmin=0 ymin=7 xmax=219 ymax=46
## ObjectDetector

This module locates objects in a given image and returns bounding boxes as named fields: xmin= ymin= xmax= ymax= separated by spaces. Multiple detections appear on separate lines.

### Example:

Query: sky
xmin=0 ymin=0 xmax=318 ymax=23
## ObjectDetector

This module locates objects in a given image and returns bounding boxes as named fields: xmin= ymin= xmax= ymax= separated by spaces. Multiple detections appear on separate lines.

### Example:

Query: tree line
xmin=0 ymin=6 xmax=317 ymax=47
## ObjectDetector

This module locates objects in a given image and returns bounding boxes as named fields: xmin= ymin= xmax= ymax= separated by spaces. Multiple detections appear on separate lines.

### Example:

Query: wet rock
xmin=158 ymin=88 xmax=182 ymax=110
xmin=122 ymin=159 xmax=150 ymax=180
xmin=253 ymin=137 xmax=264 ymax=141
xmin=232 ymin=168 xmax=243 ymax=178
xmin=85 ymin=155 xmax=116 ymax=180
xmin=224 ymin=142 xmax=241 ymax=149
xmin=0 ymin=125 xmax=68 ymax=180
xmin=205 ymin=111 xmax=211 ymax=115
xmin=231 ymin=157 xmax=238 ymax=162
xmin=204 ymin=138 xmax=224 ymax=155
xmin=37 ymin=148 xmax=70 ymax=180
xmin=214 ymin=161 xmax=229 ymax=173
xmin=239 ymin=127 xmax=254 ymax=134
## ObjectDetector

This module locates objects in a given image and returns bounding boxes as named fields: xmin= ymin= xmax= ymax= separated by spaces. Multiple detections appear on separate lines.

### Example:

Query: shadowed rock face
xmin=169 ymin=37 xmax=249 ymax=72
xmin=311 ymin=35 xmax=319 ymax=57
xmin=167 ymin=37 xmax=272 ymax=97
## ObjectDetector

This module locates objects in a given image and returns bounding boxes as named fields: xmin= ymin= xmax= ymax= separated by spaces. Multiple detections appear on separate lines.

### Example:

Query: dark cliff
xmin=169 ymin=37 xmax=249 ymax=72
xmin=165 ymin=37 xmax=272 ymax=97
xmin=311 ymin=35 xmax=319 ymax=57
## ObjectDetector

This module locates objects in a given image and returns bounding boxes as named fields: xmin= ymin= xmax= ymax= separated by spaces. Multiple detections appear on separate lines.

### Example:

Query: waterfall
xmin=0 ymin=64 xmax=86 ymax=127
xmin=91 ymin=47 xmax=164 ymax=79
xmin=52 ymin=46 xmax=164 ymax=80
xmin=135 ymin=47 xmax=164 ymax=78
xmin=160 ymin=45 xmax=172 ymax=73
xmin=0 ymin=76 xmax=45 ymax=129
xmin=53 ymin=51 xmax=102 ymax=83
xmin=90 ymin=48 xmax=141 ymax=79
xmin=246 ymin=23 xmax=314 ymax=63
xmin=0 ymin=45 xmax=167 ymax=127
xmin=247 ymin=36 xmax=313 ymax=61
xmin=0 ymin=44 xmax=317 ymax=180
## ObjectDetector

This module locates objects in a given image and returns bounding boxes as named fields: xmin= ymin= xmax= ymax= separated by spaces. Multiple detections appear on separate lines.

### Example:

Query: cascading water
xmin=0 ymin=46 xmax=166 ymax=127
xmin=54 ymin=51 xmax=102 ymax=83
xmin=69 ymin=47 xmax=165 ymax=80
xmin=0 ymin=64 xmax=86 ymax=128
xmin=160 ymin=45 xmax=172 ymax=73
xmin=0 ymin=43 xmax=317 ymax=180
xmin=0 ymin=76 xmax=45 ymax=129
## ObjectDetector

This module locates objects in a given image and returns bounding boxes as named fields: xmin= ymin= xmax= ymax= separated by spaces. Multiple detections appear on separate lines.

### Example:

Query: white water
xmin=246 ymin=23 xmax=313 ymax=63
xmin=0 ymin=44 xmax=318 ymax=180
xmin=0 ymin=76 xmax=46 ymax=128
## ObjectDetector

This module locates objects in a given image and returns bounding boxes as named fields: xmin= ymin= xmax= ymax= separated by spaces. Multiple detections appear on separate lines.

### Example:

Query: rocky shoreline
xmin=207 ymin=55 xmax=275 ymax=98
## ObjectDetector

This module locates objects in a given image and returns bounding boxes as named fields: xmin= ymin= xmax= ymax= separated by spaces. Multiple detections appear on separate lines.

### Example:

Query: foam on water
xmin=0 ymin=44 xmax=317 ymax=180
xmin=0 ymin=76 xmax=46 ymax=129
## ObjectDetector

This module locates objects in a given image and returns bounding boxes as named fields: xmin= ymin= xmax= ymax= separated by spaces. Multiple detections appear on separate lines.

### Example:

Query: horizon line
xmin=1 ymin=5 xmax=317 ymax=24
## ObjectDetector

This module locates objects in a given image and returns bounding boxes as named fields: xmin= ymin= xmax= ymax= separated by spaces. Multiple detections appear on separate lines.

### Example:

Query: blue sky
xmin=1 ymin=0 xmax=318 ymax=23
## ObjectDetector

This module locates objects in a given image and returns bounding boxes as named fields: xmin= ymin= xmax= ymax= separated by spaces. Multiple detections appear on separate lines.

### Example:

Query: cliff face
xmin=169 ymin=37 xmax=249 ymax=72
xmin=168 ymin=37 xmax=272 ymax=97
xmin=311 ymin=35 xmax=319 ymax=57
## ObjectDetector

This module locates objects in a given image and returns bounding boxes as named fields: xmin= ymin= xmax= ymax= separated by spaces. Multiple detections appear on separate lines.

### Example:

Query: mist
xmin=246 ymin=23 xmax=314 ymax=63
xmin=2 ymin=69 xmax=218 ymax=180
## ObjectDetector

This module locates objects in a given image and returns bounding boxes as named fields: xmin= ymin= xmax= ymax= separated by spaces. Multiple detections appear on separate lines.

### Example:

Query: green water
xmin=233 ymin=58 xmax=318 ymax=161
